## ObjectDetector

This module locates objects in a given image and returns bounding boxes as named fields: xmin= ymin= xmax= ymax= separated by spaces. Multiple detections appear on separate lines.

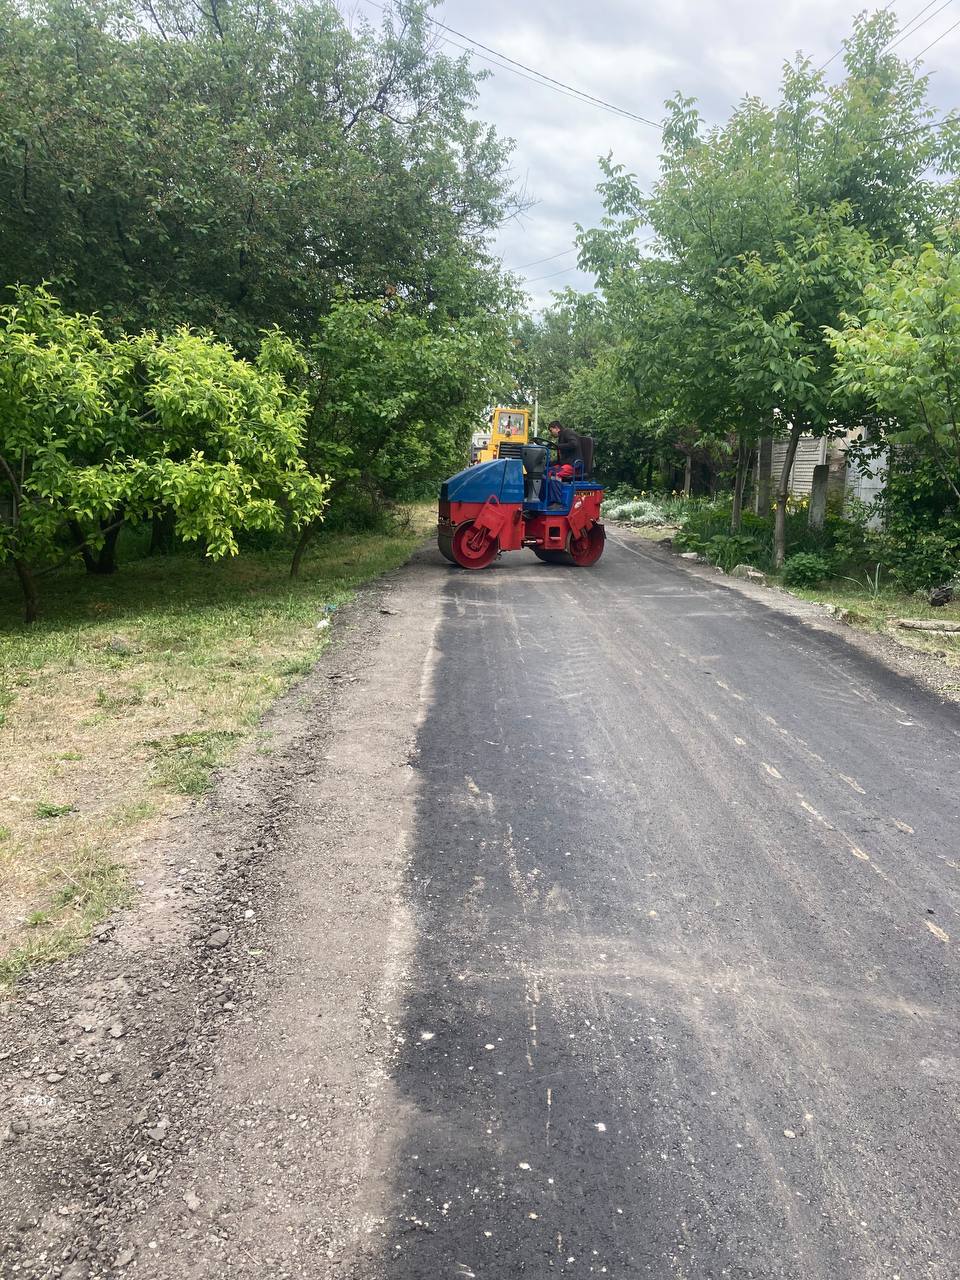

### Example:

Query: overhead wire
xmin=819 ymin=0 xmax=897 ymax=69
xmin=886 ymin=0 xmax=954 ymax=51
xmin=354 ymin=0 xmax=662 ymax=129
xmin=911 ymin=11 xmax=960 ymax=56
xmin=427 ymin=15 xmax=662 ymax=130
xmin=523 ymin=265 xmax=581 ymax=283
xmin=516 ymin=248 xmax=578 ymax=269
xmin=518 ymin=234 xmax=658 ymax=284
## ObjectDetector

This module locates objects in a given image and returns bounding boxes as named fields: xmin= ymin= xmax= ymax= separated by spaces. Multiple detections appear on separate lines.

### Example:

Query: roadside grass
xmin=0 ymin=507 xmax=432 ymax=984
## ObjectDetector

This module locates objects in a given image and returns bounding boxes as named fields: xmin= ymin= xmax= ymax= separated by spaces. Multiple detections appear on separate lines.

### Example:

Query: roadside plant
xmin=0 ymin=287 xmax=330 ymax=622
xmin=842 ymin=564 xmax=885 ymax=598
xmin=782 ymin=552 xmax=833 ymax=588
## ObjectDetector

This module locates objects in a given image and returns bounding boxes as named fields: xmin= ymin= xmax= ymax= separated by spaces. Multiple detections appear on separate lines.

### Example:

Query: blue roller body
xmin=439 ymin=458 xmax=523 ymax=506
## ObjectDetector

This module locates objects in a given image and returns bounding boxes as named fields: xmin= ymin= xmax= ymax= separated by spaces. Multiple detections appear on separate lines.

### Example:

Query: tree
xmin=574 ymin=10 xmax=959 ymax=558
xmin=0 ymin=287 xmax=329 ymax=621
xmin=718 ymin=211 xmax=877 ymax=563
xmin=0 ymin=0 xmax=517 ymax=346
xmin=289 ymin=292 xmax=512 ymax=573
xmin=829 ymin=233 xmax=960 ymax=504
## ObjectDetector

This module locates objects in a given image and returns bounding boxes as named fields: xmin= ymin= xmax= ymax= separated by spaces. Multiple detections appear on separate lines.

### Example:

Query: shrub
xmin=706 ymin=533 xmax=765 ymax=572
xmin=782 ymin=552 xmax=833 ymax=588
xmin=603 ymin=491 xmax=696 ymax=526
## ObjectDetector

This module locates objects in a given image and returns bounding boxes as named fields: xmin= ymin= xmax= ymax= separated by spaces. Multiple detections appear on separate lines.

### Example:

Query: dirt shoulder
xmin=609 ymin=524 xmax=960 ymax=707
xmin=0 ymin=518 xmax=431 ymax=985
xmin=0 ymin=549 xmax=443 ymax=1280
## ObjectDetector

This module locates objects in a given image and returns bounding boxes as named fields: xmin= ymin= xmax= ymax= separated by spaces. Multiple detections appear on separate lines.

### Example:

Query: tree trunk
xmin=13 ymin=556 xmax=38 ymax=624
xmin=755 ymin=437 xmax=773 ymax=514
xmin=730 ymin=434 xmax=751 ymax=533
xmin=290 ymin=520 xmax=318 ymax=578
xmin=68 ymin=519 xmax=97 ymax=573
xmin=94 ymin=520 xmax=122 ymax=574
xmin=773 ymin=423 xmax=804 ymax=569
xmin=69 ymin=516 xmax=123 ymax=573
xmin=683 ymin=452 xmax=693 ymax=497
xmin=150 ymin=511 xmax=176 ymax=555
xmin=645 ymin=456 xmax=654 ymax=489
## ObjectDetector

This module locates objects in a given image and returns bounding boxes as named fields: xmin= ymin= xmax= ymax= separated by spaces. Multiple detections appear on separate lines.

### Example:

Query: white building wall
xmin=771 ymin=435 xmax=827 ymax=496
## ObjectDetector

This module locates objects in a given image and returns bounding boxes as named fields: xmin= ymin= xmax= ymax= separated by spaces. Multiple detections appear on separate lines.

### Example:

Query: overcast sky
xmin=408 ymin=0 xmax=960 ymax=310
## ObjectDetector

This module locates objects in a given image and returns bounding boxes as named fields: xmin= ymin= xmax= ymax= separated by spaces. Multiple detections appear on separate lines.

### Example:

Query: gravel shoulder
xmin=0 ymin=551 xmax=443 ymax=1280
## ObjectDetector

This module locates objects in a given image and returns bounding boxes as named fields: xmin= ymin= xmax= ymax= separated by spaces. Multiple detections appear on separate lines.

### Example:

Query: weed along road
xmin=2 ymin=535 xmax=960 ymax=1280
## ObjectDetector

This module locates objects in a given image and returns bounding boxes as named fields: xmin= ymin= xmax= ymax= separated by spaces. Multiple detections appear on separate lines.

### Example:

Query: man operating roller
xmin=547 ymin=420 xmax=594 ymax=476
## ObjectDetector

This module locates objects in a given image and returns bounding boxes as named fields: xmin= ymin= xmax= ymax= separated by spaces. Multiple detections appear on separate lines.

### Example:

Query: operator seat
xmin=580 ymin=435 xmax=595 ymax=478
xmin=522 ymin=444 xmax=548 ymax=501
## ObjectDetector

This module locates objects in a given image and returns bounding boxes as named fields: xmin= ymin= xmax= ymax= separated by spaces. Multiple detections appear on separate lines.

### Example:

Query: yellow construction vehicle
xmin=470 ymin=406 xmax=531 ymax=464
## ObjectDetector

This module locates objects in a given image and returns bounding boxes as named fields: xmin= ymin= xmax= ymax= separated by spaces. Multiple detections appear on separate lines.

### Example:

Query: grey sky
xmin=428 ymin=0 xmax=960 ymax=309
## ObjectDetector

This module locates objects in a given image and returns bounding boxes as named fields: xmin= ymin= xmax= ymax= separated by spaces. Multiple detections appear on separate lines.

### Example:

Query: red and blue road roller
xmin=437 ymin=443 xmax=605 ymax=570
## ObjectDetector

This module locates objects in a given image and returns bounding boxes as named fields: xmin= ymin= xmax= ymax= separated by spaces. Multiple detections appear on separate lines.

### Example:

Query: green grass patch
xmin=0 ymin=850 xmax=129 ymax=992
xmin=791 ymin=582 xmax=960 ymax=665
xmin=0 ymin=507 xmax=432 ymax=984
xmin=34 ymin=802 xmax=77 ymax=819
xmin=148 ymin=729 xmax=242 ymax=795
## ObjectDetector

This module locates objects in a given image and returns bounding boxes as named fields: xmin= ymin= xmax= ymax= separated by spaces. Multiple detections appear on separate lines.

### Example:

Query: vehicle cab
xmin=470 ymin=406 xmax=531 ymax=464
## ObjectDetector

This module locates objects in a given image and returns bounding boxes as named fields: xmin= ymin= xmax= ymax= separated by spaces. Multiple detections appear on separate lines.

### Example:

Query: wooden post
xmin=809 ymin=463 xmax=829 ymax=530
xmin=754 ymin=437 xmax=773 ymax=514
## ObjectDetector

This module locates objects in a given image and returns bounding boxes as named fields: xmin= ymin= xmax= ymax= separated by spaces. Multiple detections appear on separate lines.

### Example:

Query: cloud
xmin=430 ymin=0 xmax=960 ymax=309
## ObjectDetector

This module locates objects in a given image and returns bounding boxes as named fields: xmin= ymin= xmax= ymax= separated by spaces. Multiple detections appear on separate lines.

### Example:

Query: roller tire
xmin=568 ymin=522 xmax=605 ymax=567
xmin=451 ymin=520 xmax=499 ymax=570
xmin=438 ymin=530 xmax=456 ymax=563
xmin=533 ymin=547 xmax=569 ymax=563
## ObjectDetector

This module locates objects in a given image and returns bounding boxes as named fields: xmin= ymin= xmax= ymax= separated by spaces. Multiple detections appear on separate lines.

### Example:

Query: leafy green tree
xmin=0 ymin=287 xmax=328 ymax=621
xmin=0 ymin=0 xmax=516 ymax=345
xmin=830 ymin=236 xmax=960 ymax=502
xmin=717 ymin=211 xmax=877 ymax=563
xmin=576 ymin=11 xmax=959 ymax=558
xmin=829 ymin=234 xmax=960 ymax=587
xmin=516 ymin=290 xmax=612 ymax=416
xmin=290 ymin=293 xmax=512 ymax=572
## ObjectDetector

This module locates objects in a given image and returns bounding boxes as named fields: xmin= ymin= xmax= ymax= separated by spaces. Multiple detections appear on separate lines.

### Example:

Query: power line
xmin=911 ymin=11 xmax=960 ymax=56
xmin=887 ymin=0 xmax=953 ymax=51
xmin=819 ymin=0 xmax=897 ymax=70
xmin=435 ymin=31 xmax=653 ymax=123
xmin=519 ymin=234 xmax=657 ymax=283
xmin=516 ymin=248 xmax=578 ymax=269
xmin=524 ymin=265 xmax=583 ymax=284
xmin=355 ymin=0 xmax=661 ymax=129
xmin=427 ymin=15 xmax=662 ymax=130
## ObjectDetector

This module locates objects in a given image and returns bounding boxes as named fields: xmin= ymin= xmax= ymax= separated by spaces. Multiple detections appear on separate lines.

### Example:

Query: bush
xmin=706 ymin=533 xmax=765 ymax=573
xmin=782 ymin=552 xmax=833 ymax=588
xmin=604 ymin=497 xmax=671 ymax=525
xmin=873 ymin=524 xmax=960 ymax=590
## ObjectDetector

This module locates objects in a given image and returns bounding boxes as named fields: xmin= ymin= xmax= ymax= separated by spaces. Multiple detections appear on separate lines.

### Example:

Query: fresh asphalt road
xmin=370 ymin=534 xmax=960 ymax=1279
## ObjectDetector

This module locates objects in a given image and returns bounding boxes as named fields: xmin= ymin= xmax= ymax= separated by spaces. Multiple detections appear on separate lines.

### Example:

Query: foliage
xmin=303 ymin=294 xmax=511 ymax=508
xmin=0 ymin=0 xmax=517 ymax=346
xmin=603 ymin=491 xmax=699 ymax=525
xmin=565 ymin=11 xmax=960 ymax=563
xmin=0 ymin=287 xmax=329 ymax=619
xmin=673 ymin=497 xmax=867 ymax=579
xmin=782 ymin=552 xmax=833 ymax=588
xmin=705 ymin=533 xmax=766 ymax=573
xmin=830 ymin=236 xmax=960 ymax=504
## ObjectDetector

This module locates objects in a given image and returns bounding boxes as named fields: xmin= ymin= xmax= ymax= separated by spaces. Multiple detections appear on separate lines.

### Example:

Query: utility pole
xmin=533 ymin=388 xmax=539 ymax=436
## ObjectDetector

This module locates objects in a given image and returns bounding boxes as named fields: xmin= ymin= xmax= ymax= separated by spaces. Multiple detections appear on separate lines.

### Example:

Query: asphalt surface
xmin=368 ymin=535 xmax=960 ymax=1279
xmin=3 ymin=535 xmax=959 ymax=1280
